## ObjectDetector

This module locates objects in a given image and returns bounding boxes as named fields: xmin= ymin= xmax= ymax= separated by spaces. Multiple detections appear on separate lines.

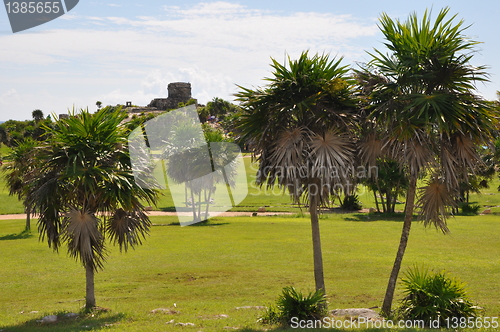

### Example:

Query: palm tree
xmin=32 ymin=109 xmax=44 ymax=123
xmin=359 ymin=8 xmax=498 ymax=316
xmin=4 ymin=138 xmax=38 ymax=231
xmin=236 ymin=51 xmax=359 ymax=295
xmin=27 ymin=108 xmax=159 ymax=311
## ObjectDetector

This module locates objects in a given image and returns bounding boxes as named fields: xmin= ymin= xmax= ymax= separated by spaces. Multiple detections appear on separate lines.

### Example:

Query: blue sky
xmin=1 ymin=0 xmax=499 ymax=120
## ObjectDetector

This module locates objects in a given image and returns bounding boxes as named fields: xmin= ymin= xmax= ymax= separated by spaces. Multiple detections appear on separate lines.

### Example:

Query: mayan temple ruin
xmin=125 ymin=82 xmax=196 ymax=113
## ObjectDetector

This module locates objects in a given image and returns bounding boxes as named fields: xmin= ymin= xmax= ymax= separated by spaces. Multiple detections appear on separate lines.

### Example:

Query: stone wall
xmin=147 ymin=82 xmax=196 ymax=110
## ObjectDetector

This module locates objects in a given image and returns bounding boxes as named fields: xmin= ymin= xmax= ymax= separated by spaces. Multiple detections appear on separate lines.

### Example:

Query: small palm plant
xmin=260 ymin=286 xmax=327 ymax=326
xmin=398 ymin=266 xmax=480 ymax=326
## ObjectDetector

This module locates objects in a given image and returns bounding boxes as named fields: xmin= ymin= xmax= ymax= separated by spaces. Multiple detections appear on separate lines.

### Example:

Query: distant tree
xmin=0 ymin=119 xmax=50 ymax=146
xmin=205 ymin=97 xmax=240 ymax=120
xmin=363 ymin=158 xmax=408 ymax=213
xmin=177 ymin=98 xmax=197 ymax=109
xmin=4 ymin=138 xmax=38 ymax=230
xmin=124 ymin=112 xmax=157 ymax=133
xmin=0 ymin=126 xmax=7 ymax=145
xmin=96 ymin=101 xmax=102 ymax=110
xmin=32 ymin=109 xmax=44 ymax=123
xmin=196 ymin=105 xmax=210 ymax=123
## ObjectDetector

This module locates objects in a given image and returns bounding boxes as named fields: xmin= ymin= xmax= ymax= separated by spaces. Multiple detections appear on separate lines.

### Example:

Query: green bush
xmin=460 ymin=203 xmax=481 ymax=215
xmin=259 ymin=286 xmax=327 ymax=326
xmin=397 ymin=266 xmax=481 ymax=327
xmin=340 ymin=194 xmax=362 ymax=210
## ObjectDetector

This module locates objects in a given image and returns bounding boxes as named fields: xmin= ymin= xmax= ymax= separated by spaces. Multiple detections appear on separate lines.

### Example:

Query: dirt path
xmin=0 ymin=211 xmax=293 ymax=220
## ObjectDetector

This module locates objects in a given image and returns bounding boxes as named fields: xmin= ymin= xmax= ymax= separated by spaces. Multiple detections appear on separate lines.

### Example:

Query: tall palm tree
xmin=359 ymin=8 xmax=498 ymax=316
xmin=4 ymin=138 xmax=38 ymax=231
xmin=236 ymin=51 xmax=359 ymax=295
xmin=27 ymin=108 xmax=159 ymax=311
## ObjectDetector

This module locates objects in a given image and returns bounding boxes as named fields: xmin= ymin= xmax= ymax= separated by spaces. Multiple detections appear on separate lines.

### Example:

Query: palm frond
xmin=309 ymin=130 xmax=355 ymax=185
xmin=106 ymin=208 xmax=151 ymax=252
xmin=452 ymin=133 xmax=480 ymax=172
xmin=417 ymin=179 xmax=455 ymax=233
xmin=388 ymin=137 xmax=433 ymax=176
xmin=62 ymin=208 xmax=106 ymax=271
xmin=358 ymin=133 xmax=385 ymax=169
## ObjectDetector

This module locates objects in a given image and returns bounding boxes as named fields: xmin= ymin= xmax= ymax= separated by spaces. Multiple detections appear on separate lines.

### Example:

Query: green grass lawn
xmin=4 ymin=155 xmax=499 ymax=215
xmin=1 ymin=153 xmax=500 ymax=331
xmin=0 ymin=180 xmax=25 ymax=215
xmin=0 ymin=213 xmax=499 ymax=331
xmin=0 ymin=144 xmax=12 ymax=160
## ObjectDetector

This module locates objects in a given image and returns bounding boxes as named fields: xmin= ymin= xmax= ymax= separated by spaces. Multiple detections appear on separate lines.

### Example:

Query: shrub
xmin=259 ymin=286 xmax=327 ymax=326
xmin=340 ymin=194 xmax=362 ymax=210
xmin=460 ymin=203 xmax=481 ymax=215
xmin=397 ymin=266 xmax=481 ymax=327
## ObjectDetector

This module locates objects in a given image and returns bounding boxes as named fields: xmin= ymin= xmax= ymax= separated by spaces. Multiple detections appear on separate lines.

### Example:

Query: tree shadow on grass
xmin=158 ymin=206 xmax=187 ymax=212
xmin=157 ymin=220 xmax=230 ymax=227
xmin=342 ymin=213 xmax=415 ymax=222
xmin=0 ymin=311 xmax=126 ymax=332
xmin=0 ymin=229 xmax=33 ymax=241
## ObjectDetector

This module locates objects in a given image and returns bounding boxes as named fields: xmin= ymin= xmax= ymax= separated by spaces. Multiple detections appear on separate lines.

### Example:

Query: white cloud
xmin=166 ymin=1 xmax=265 ymax=18
xmin=0 ymin=1 xmax=379 ymax=119
xmin=0 ymin=89 xmax=21 ymax=110
xmin=1 ymin=2 xmax=377 ymax=67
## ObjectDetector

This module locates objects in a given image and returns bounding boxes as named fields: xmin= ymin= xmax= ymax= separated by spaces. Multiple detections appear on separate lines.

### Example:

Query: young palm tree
xmin=360 ymin=8 xmax=498 ymax=316
xmin=27 ymin=108 xmax=159 ymax=311
xmin=4 ymin=138 xmax=38 ymax=231
xmin=236 ymin=51 xmax=359 ymax=295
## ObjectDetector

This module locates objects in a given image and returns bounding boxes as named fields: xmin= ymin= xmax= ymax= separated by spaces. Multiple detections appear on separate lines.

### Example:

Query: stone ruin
xmin=125 ymin=82 xmax=196 ymax=114
xmin=148 ymin=82 xmax=195 ymax=110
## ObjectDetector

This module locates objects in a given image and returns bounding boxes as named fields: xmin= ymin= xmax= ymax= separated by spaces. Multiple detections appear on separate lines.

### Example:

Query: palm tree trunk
xmin=85 ymin=261 xmax=96 ymax=310
xmin=376 ymin=183 xmax=387 ymax=213
xmin=373 ymin=190 xmax=380 ymax=213
xmin=309 ymin=193 xmax=325 ymax=294
xmin=386 ymin=190 xmax=392 ymax=213
xmin=204 ymin=188 xmax=213 ymax=221
xmin=25 ymin=205 xmax=31 ymax=231
xmin=189 ymin=188 xmax=198 ymax=222
xmin=381 ymin=174 xmax=417 ymax=317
